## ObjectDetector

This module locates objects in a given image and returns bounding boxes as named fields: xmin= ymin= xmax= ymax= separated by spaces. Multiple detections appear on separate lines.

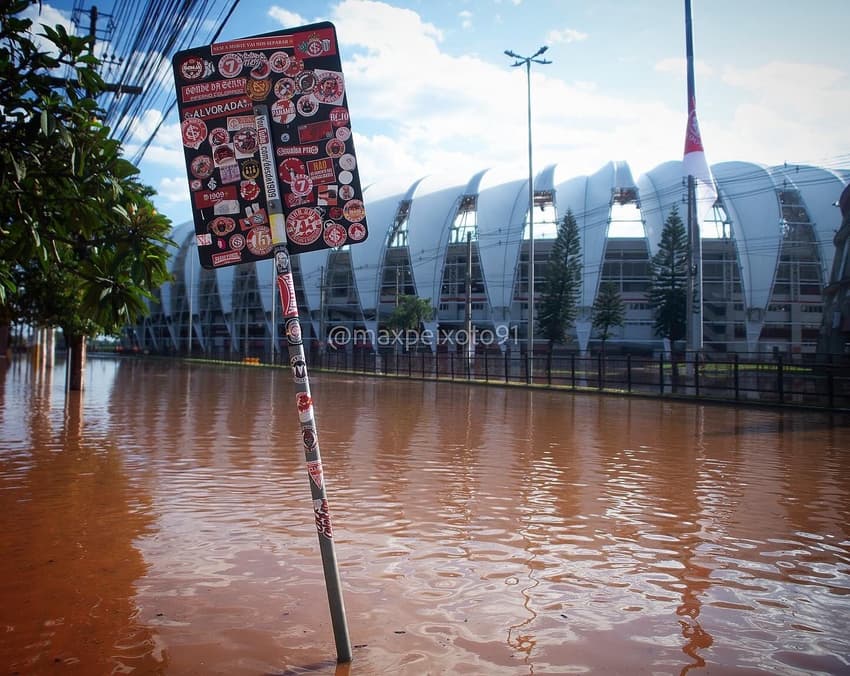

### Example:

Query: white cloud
xmin=157 ymin=176 xmax=191 ymax=206
xmin=546 ymin=28 xmax=588 ymax=45
xmin=268 ymin=7 xmax=308 ymax=28
xmin=329 ymin=0 xmax=685 ymax=187
xmin=459 ymin=10 xmax=473 ymax=30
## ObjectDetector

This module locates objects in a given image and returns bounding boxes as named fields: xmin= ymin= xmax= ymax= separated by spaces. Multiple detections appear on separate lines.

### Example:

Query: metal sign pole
xmin=255 ymin=105 xmax=352 ymax=663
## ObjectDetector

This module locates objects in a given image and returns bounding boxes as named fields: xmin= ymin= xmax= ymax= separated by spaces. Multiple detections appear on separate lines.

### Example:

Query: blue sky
xmin=36 ymin=1 xmax=850 ymax=227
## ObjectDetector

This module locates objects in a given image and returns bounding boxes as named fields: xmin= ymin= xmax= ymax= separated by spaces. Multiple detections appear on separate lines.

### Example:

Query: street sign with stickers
xmin=172 ymin=22 xmax=368 ymax=269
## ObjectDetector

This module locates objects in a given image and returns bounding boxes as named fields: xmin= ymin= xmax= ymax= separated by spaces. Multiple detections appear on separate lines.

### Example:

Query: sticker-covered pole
xmin=255 ymin=105 xmax=352 ymax=663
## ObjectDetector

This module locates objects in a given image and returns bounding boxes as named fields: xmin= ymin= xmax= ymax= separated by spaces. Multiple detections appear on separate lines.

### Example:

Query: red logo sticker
xmin=181 ymin=118 xmax=207 ymax=149
xmin=323 ymin=222 xmax=347 ymax=248
xmin=286 ymin=207 xmax=323 ymax=246
xmin=246 ymin=225 xmax=273 ymax=256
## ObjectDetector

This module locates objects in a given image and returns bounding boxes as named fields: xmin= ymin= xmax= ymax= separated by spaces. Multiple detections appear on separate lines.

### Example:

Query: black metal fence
xmin=303 ymin=348 xmax=850 ymax=411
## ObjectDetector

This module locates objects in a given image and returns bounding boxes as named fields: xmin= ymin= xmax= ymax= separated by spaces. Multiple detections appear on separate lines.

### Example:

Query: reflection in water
xmin=1 ymin=356 xmax=850 ymax=674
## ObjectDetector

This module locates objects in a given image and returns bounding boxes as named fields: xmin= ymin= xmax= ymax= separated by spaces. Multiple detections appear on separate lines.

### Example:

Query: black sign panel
xmin=172 ymin=22 xmax=368 ymax=269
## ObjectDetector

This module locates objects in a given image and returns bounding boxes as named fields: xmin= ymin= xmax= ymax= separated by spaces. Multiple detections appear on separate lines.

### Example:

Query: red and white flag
xmin=683 ymin=96 xmax=717 ymax=223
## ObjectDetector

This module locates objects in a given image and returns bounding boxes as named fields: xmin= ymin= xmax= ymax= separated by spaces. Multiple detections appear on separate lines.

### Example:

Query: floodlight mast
xmin=503 ymin=47 xmax=551 ymax=384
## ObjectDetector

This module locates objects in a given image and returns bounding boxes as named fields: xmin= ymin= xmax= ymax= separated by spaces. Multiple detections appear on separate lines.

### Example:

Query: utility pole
xmin=504 ymin=46 xmax=551 ymax=384
xmin=319 ymin=265 xmax=326 ymax=352
xmin=54 ymin=5 xmax=143 ymax=95
xmin=465 ymin=231 xmax=473 ymax=372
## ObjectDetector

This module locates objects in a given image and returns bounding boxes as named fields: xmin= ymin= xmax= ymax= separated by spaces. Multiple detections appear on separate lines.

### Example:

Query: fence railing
xmin=303 ymin=349 xmax=850 ymax=411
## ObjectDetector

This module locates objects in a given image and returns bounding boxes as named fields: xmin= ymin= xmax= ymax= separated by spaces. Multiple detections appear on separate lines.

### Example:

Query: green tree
xmin=385 ymin=295 xmax=434 ymax=351
xmin=537 ymin=208 xmax=581 ymax=349
xmin=0 ymin=1 xmax=173 ymax=387
xmin=647 ymin=206 xmax=689 ymax=347
xmin=592 ymin=281 xmax=625 ymax=354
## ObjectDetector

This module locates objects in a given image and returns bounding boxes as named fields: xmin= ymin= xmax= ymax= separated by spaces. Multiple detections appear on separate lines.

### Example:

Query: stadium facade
xmin=129 ymin=159 xmax=850 ymax=357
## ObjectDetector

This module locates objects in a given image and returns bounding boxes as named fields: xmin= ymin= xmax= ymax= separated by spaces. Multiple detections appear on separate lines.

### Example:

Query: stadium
xmin=129 ymin=159 xmax=849 ymax=358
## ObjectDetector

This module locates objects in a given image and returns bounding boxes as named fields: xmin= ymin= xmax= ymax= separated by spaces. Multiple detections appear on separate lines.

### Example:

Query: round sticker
xmin=314 ymin=72 xmax=344 ymax=103
xmin=241 ymin=159 xmax=260 ymax=180
xmin=338 ymin=184 xmax=354 ymax=200
xmin=191 ymin=155 xmax=213 ymax=178
xmin=246 ymin=78 xmax=271 ymax=101
xmin=274 ymin=77 xmax=296 ymax=100
xmin=218 ymin=53 xmax=243 ymax=78
xmin=278 ymin=158 xmax=305 ymax=184
xmin=229 ymin=232 xmax=246 ymax=250
xmin=335 ymin=126 xmax=351 ymax=142
xmin=209 ymin=127 xmax=228 ymax=145
xmin=180 ymin=56 xmax=208 ymax=81
xmin=296 ymin=95 xmax=319 ymax=117
xmin=338 ymin=170 xmax=353 ymax=185
xmin=190 ymin=179 xmax=202 ymax=191
xmin=286 ymin=207 xmax=323 ymax=246
xmin=343 ymin=199 xmax=365 ymax=222
xmin=181 ymin=118 xmax=207 ymax=149
xmin=290 ymin=173 xmax=313 ymax=197
xmin=246 ymin=226 xmax=273 ymax=256
xmin=269 ymin=51 xmax=290 ymax=73
xmin=210 ymin=216 xmax=236 ymax=236
xmin=326 ymin=138 xmax=345 ymax=158
xmin=348 ymin=222 xmax=366 ymax=241
xmin=323 ymin=222 xmax=347 ymax=248
xmin=250 ymin=59 xmax=270 ymax=80
xmin=233 ymin=128 xmax=257 ymax=154
xmin=284 ymin=56 xmax=304 ymax=77
xmin=339 ymin=153 xmax=356 ymax=171
xmin=272 ymin=99 xmax=296 ymax=125
xmin=240 ymin=180 xmax=260 ymax=201
xmin=297 ymin=71 xmax=316 ymax=93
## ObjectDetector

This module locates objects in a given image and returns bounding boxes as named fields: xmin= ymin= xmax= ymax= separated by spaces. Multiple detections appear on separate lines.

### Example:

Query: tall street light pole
xmin=505 ymin=47 xmax=551 ymax=384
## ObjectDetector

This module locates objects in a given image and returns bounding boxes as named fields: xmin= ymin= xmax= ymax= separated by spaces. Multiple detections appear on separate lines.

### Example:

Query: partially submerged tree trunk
xmin=67 ymin=334 xmax=86 ymax=391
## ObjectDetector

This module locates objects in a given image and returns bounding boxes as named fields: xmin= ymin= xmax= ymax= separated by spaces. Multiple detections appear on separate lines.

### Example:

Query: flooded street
xmin=1 ymin=356 xmax=849 ymax=675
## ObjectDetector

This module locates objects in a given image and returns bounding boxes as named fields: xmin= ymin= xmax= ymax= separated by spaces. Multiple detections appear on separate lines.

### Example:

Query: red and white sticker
xmin=323 ymin=222 xmax=347 ymax=248
xmin=296 ymin=392 xmax=313 ymax=422
xmin=269 ymin=51 xmax=291 ymax=73
xmin=218 ymin=53 xmax=243 ymax=78
xmin=313 ymin=70 xmax=344 ymax=104
xmin=246 ymin=225 xmax=273 ymax=256
xmin=307 ymin=460 xmax=324 ymax=489
xmin=179 ymin=55 xmax=212 ymax=81
xmin=210 ymin=216 xmax=236 ymax=236
xmin=181 ymin=118 xmax=207 ymax=149
xmin=285 ymin=207 xmax=323 ymax=246
xmin=348 ymin=222 xmax=366 ymax=241
xmin=343 ymin=199 xmax=365 ymax=222
xmin=271 ymin=98 xmax=296 ymax=125
xmin=239 ymin=180 xmax=260 ymax=201
xmin=278 ymin=158 xmax=305 ymax=184
xmin=229 ymin=232 xmax=246 ymax=250
xmin=277 ymin=272 xmax=297 ymax=316
xmin=191 ymin=155 xmax=213 ymax=178
xmin=290 ymin=173 xmax=313 ymax=197
xmin=329 ymin=107 xmax=349 ymax=127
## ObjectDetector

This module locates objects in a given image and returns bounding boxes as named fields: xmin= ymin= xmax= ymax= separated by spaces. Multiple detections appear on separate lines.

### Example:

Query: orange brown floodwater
xmin=1 ymin=356 xmax=849 ymax=675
